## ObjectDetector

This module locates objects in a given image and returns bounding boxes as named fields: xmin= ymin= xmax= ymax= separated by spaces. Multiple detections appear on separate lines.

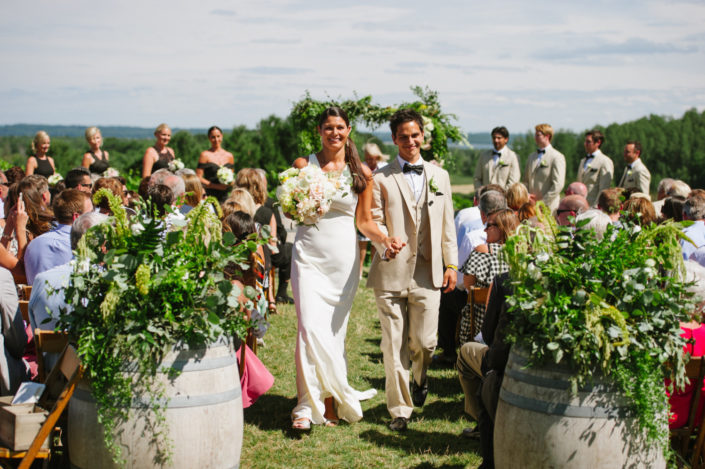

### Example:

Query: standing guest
xmin=577 ymin=130 xmax=613 ymax=207
xmin=474 ymin=126 xmax=520 ymax=191
xmin=24 ymin=190 xmax=92 ymax=284
xmin=25 ymin=131 xmax=55 ymax=178
xmin=681 ymin=191 xmax=705 ymax=260
xmin=523 ymin=124 xmax=566 ymax=211
xmin=290 ymin=106 xmax=398 ymax=430
xmin=618 ymin=140 xmax=651 ymax=195
xmin=197 ymin=126 xmax=235 ymax=203
xmin=556 ymin=195 xmax=589 ymax=227
xmin=142 ymin=123 xmax=175 ymax=178
xmin=81 ymin=126 xmax=110 ymax=180
xmin=367 ymin=108 xmax=457 ymax=432
xmin=0 ymin=267 xmax=30 ymax=395
xmin=65 ymin=167 xmax=93 ymax=194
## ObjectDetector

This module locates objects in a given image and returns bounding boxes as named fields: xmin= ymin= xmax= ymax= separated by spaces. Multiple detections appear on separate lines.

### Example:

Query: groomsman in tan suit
xmin=523 ymin=123 xmax=566 ymax=211
xmin=473 ymin=126 xmax=520 ymax=191
xmin=367 ymin=109 xmax=458 ymax=432
xmin=618 ymin=140 xmax=651 ymax=195
xmin=577 ymin=130 xmax=614 ymax=207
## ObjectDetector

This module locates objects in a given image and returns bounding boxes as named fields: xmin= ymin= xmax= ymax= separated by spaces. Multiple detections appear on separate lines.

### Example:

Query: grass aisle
xmin=242 ymin=278 xmax=482 ymax=468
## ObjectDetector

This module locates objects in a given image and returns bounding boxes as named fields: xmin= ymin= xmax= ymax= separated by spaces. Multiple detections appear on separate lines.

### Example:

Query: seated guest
xmin=575 ymin=209 xmax=612 ymax=240
xmin=65 ymin=167 xmax=93 ymax=194
xmin=0 ymin=192 xmax=28 ymax=282
xmin=147 ymin=184 xmax=175 ymax=218
xmin=556 ymin=195 xmax=589 ymax=227
xmin=179 ymin=172 xmax=205 ymax=215
xmin=681 ymin=192 xmax=705 ymax=260
xmin=661 ymin=196 xmax=686 ymax=223
xmin=222 ymin=189 xmax=257 ymax=219
xmin=24 ymin=190 xmax=92 ymax=284
xmin=150 ymin=169 xmax=185 ymax=202
xmin=622 ymin=196 xmax=657 ymax=226
xmin=597 ymin=187 xmax=624 ymax=224
xmin=18 ymin=176 xmax=53 ymax=239
xmin=29 ymin=212 xmax=108 ymax=332
xmin=92 ymin=177 xmax=124 ymax=215
xmin=458 ymin=209 xmax=518 ymax=345
xmin=653 ymin=178 xmax=675 ymax=217
xmin=0 ymin=267 xmax=30 ymax=395
xmin=506 ymin=182 xmax=530 ymax=212
xmin=457 ymin=271 xmax=512 ymax=468
xmin=564 ymin=181 xmax=588 ymax=199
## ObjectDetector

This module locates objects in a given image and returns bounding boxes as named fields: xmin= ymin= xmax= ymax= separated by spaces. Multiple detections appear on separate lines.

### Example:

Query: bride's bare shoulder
xmin=293 ymin=157 xmax=309 ymax=169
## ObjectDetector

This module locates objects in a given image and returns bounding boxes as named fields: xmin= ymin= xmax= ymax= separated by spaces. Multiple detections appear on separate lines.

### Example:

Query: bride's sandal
xmin=292 ymin=417 xmax=311 ymax=431
xmin=324 ymin=418 xmax=339 ymax=427
xmin=323 ymin=397 xmax=339 ymax=427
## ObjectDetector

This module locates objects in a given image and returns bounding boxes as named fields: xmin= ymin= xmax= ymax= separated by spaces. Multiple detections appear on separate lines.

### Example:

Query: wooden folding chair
xmin=455 ymin=285 xmax=491 ymax=345
xmin=0 ymin=344 xmax=83 ymax=469
xmin=671 ymin=356 xmax=705 ymax=467
xmin=18 ymin=301 xmax=29 ymax=324
xmin=21 ymin=286 xmax=32 ymax=301
xmin=33 ymin=330 xmax=69 ymax=383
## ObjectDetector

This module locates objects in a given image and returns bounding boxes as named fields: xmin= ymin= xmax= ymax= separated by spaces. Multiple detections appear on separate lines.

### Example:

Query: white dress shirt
xmin=397 ymin=155 xmax=425 ymax=203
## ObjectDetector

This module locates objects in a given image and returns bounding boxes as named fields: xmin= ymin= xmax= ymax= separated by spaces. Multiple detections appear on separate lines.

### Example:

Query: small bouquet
xmin=102 ymin=168 xmax=120 ymax=178
xmin=47 ymin=173 xmax=63 ymax=186
xmin=217 ymin=166 xmax=235 ymax=185
xmin=276 ymin=165 xmax=351 ymax=226
xmin=168 ymin=159 xmax=185 ymax=172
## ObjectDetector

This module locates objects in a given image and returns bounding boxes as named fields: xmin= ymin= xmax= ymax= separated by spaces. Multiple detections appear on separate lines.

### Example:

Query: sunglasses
xmin=80 ymin=183 xmax=92 ymax=188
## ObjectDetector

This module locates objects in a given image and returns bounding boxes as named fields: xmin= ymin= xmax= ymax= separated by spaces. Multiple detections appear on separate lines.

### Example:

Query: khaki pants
xmin=456 ymin=341 xmax=488 ymax=421
xmin=375 ymin=273 xmax=440 ymax=419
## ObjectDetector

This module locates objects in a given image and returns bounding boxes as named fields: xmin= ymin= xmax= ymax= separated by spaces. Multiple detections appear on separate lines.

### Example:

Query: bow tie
xmin=586 ymin=154 xmax=594 ymax=159
xmin=403 ymin=164 xmax=424 ymax=175
xmin=537 ymin=149 xmax=546 ymax=154
xmin=492 ymin=150 xmax=501 ymax=156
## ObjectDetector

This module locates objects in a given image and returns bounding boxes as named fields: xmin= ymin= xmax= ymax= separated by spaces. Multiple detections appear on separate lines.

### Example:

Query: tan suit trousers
xmin=374 ymin=259 xmax=440 ymax=419
xmin=456 ymin=341 xmax=488 ymax=421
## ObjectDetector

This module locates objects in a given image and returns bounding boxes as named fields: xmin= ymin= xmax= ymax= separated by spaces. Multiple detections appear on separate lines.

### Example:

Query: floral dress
xmin=458 ymin=242 xmax=508 ymax=344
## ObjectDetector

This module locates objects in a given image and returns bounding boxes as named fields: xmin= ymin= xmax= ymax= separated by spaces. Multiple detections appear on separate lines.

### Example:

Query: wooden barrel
xmin=68 ymin=339 xmax=243 ymax=469
xmin=494 ymin=348 xmax=665 ymax=469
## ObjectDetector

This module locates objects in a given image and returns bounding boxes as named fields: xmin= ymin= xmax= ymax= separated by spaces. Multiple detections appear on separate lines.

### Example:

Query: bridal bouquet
xmin=217 ymin=166 xmax=235 ymax=184
xmin=168 ymin=159 xmax=185 ymax=172
xmin=276 ymin=165 xmax=350 ymax=226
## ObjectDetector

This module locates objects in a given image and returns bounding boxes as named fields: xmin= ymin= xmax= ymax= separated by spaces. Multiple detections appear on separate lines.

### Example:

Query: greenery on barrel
xmin=503 ymin=207 xmax=696 ymax=448
xmin=58 ymin=189 xmax=255 ymax=465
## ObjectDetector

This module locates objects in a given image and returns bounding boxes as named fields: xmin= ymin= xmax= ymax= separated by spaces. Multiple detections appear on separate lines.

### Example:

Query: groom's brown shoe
xmin=411 ymin=380 xmax=428 ymax=407
xmin=389 ymin=417 xmax=408 ymax=432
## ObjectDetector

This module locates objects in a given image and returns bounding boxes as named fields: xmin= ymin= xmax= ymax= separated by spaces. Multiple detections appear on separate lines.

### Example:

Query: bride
xmin=290 ymin=106 xmax=404 ymax=430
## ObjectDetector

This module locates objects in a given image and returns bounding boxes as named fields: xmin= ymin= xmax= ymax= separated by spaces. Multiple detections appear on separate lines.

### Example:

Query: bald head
xmin=557 ymin=195 xmax=589 ymax=226
xmin=565 ymin=182 xmax=588 ymax=198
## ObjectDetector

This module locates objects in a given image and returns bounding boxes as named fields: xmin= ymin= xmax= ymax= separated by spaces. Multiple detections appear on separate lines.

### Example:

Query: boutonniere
xmin=588 ymin=165 xmax=598 ymax=172
xmin=429 ymin=177 xmax=439 ymax=194
xmin=497 ymin=159 xmax=508 ymax=167
xmin=540 ymin=160 xmax=548 ymax=168
xmin=627 ymin=169 xmax=633 ymax=176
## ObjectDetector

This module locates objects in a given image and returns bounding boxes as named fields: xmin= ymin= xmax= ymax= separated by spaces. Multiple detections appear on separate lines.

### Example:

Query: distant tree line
xmin=1 ymin=108 xmax=704 ymax=193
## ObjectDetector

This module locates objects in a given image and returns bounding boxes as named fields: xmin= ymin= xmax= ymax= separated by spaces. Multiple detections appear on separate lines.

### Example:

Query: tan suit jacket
xmin=473 ymin=147 xmax=521 ymax=191
xmin=523 ymin=145 xmax=566 ymax=211
xmin=618 ymin=158 xmax=651 ymax=195
xmin=577 ymin=149 xmax=614 ymax=206
xmin=367 ymin=159 xmax=457 ymax=291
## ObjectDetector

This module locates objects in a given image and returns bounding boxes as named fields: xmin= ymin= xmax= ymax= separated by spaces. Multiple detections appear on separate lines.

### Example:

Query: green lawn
xmin=241 ymin=279 xmax=482 ymax=468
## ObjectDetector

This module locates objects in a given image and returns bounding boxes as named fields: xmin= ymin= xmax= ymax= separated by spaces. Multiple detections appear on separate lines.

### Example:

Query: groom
xmin=367 ymin=108 xmax=458 ymax=431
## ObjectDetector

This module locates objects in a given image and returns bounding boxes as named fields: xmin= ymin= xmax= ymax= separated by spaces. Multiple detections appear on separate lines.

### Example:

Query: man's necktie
xmin=403 ymin=164 xmax=423 ymax=175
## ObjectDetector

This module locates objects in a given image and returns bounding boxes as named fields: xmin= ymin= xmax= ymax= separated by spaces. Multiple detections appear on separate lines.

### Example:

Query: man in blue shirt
xmin=24 ymin=189 xmax=92 ymax=285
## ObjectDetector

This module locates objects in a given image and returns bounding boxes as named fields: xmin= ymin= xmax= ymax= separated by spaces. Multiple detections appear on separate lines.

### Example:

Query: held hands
xmin=382 ymin=236 xmax=406 ymax=259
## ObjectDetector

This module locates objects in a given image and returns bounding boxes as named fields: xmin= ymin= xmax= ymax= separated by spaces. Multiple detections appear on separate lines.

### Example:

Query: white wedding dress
xmin=291 ymin=155 xmax=377 ymax=424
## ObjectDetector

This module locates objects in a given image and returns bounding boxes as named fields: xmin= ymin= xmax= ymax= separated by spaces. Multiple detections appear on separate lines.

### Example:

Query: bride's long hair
xmin=317 ymin=106 xmax=367 ymax=194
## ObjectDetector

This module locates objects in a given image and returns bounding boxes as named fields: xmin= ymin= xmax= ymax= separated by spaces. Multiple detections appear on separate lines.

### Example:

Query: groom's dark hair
xmin=390 ymin=109 xmax=424 ymax=136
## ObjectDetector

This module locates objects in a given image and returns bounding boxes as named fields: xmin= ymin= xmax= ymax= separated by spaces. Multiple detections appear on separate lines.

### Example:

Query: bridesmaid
xmin=25 ymin=131 xmax=55 ymax=178
xmin=196 ymin=126 xmax=235 ymax=202
xmin=81 ymin=126 xmax=110 ymax=179
xmin=142 ymin=123 xmax=175 ymax=178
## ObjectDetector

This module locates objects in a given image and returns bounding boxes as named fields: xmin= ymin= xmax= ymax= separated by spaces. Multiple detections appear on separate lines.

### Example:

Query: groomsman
xmin=473 ymin=126 xmax=520 ymax=191
xmin=523 ymin=123 xmax=566 ymax=211
xmin=577 ymin=130 xmax=613 ymax=207
xmin=618 ymin=140 xmax=651 ymax=195
xmin=368 ymin=109 xmax=457 ymax=432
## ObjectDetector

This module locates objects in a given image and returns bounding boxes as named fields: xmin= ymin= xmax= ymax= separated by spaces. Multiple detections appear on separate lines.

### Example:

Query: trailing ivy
xmin=504 ymin=213 xmax=696 ymax=449
xmin=59 ymin=189 xmax=253 ymax=465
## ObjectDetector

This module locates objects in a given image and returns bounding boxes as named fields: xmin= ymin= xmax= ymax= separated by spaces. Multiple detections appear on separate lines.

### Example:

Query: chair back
xmin=34 ymin=330 xmax=69 ymax=383
xmin=671 ymin=356 xmax=705 ymax=468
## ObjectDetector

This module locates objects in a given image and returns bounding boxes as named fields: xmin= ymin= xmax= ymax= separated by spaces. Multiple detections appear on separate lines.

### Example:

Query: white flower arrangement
xmin=102 ymin=168 xmax=120 ymax=178
xmin=276 ymin=164 xmax=351 ymax=226
xmin=168 ymin=159 xmax=185 ymax=172
xmin=217 ymin=166 xmax=235 ymax=185
xmin=47 ymin=173 xmax=63 ymax=186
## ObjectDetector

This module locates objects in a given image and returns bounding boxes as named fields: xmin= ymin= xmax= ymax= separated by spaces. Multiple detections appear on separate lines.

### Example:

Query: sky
xmin=1 ymin=0 xmax=704 ymax=134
